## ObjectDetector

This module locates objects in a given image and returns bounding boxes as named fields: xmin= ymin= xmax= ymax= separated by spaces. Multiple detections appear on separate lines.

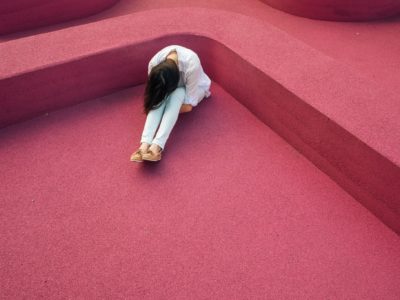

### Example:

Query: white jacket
xmin=148 ymin=45 xmax=211 ymax=107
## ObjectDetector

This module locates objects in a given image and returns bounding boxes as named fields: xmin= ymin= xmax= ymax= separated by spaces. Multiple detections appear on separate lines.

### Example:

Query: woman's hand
xmin=179 ymin=104 xmax=193 ymax=114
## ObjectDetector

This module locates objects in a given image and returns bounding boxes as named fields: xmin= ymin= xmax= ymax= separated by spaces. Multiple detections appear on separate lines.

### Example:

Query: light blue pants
xmin=140 ymin=87 xmax=185 ymax=150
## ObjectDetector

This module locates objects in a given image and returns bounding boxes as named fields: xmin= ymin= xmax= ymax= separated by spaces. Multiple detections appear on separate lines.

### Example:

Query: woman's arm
xmin=179 ymin=104 xmax=193 ymax=113
xmin=183 ymin=55 xmax=206 ymax=107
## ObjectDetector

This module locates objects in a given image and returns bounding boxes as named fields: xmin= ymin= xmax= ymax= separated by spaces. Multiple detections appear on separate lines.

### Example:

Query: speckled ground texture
xmin=1 ymin=0 xmax=400 ymax=299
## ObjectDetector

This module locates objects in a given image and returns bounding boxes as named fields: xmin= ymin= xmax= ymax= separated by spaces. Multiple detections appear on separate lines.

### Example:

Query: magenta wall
xmin=262 ymin=0 xmax=400 ymax=21
xmin=0 ymin=0 xmax=119 ymax=35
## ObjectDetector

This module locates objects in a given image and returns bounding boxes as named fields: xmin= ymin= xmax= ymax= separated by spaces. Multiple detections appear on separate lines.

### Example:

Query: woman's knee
xmin=170 ymin=87 xmax=185 ymax=101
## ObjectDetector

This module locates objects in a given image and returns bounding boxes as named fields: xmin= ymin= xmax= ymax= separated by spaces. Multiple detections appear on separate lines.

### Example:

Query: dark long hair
xmin=144 ymin=58 xmax=179 ymax=114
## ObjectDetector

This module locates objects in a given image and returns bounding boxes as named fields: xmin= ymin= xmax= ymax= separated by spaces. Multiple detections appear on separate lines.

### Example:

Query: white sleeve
xmin=184 ymin=57 xmax=205 ymax=106
xmin=148 ymin=53 xmax=161 ymax=75
xmin=148 ymin=58 xmax=155 ymax=75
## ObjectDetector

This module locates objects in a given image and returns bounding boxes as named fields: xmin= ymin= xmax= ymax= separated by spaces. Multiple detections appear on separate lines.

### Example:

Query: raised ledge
xmin=262 ymin=0 xmax=400 ymax=21
xmin=0 ymin=0 xmax=119 ymax=35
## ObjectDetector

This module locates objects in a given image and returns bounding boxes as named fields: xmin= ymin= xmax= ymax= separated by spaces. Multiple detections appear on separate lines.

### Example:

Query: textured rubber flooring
xmin=1 ymin=83 xmax=399 ymax=299
xmin=2 ymin=0 xmax=399 ymax=98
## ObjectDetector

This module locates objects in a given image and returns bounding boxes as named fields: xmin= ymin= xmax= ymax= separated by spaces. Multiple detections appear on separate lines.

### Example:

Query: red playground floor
xmin=1 ymin=1 xmax=400 ymax=299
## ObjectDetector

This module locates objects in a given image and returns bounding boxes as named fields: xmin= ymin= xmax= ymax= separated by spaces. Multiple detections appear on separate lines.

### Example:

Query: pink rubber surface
xmin=262 ymin=0 xmax=400 ymax=21
xmin=1 ymin=8 xmax=399 ymax=233
xmin=2 ymin=0 xmax=399 ymax=98
xmin=0 ymin=0 xmax=119 ymax=35
xmin=1 ymin=1 xmax=400 ymax=297
xmin=1 ymin=84 xmax=400 ymax=298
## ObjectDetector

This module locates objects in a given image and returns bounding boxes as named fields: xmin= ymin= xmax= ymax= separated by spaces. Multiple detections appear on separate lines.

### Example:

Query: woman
xmin=130 ymin=45 xmax=211 ymax=162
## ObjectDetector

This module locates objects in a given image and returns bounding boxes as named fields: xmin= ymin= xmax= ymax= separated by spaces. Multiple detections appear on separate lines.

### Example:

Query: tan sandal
xmin=130 ymin=149 xmax=146 ymax=162
xmin=142 ymin=149 xmax=162 ymax=162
